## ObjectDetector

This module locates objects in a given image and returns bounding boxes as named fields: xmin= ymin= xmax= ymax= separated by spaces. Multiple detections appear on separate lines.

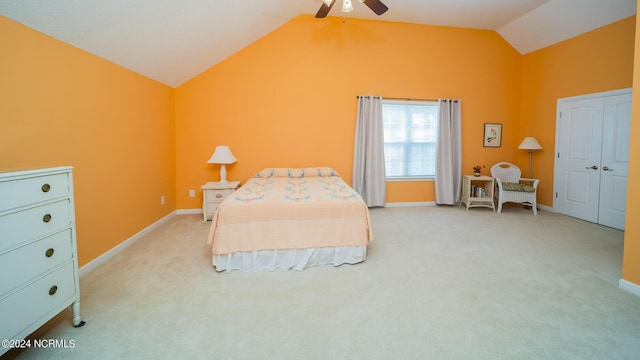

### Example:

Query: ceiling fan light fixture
xmin=315 ymin=0 xmax=387 ymax=18
xmin=342 ymin=0 xmax=354 ymax=12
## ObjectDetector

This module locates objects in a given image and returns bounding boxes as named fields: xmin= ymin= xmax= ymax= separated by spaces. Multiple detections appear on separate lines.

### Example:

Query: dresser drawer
xmin=0 ymin=262 xmax=77 ymax=340
xmin=0 ymin=172 xmax=70 ymax=212
xmin=0 ymin=199 xmax=72 ymax=252
xmin=0 ymin=229 xmax=73 ymax=295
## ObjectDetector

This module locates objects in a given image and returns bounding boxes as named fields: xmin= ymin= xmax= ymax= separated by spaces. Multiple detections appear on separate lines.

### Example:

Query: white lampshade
xmin=518 ymin=137 xmax=543 ymax=150
xmin=207 ymin=146 xmax=237 ymax=182
xmin=207 ymin=146 xmax=237 ymax=164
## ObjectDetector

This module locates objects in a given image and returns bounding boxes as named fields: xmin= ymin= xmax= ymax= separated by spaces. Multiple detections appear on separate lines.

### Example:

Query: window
xmin=382 ymin=100 xmax=438 ymax=179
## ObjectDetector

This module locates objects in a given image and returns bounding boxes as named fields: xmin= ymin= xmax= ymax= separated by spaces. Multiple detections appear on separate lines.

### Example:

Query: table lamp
xmin=207 ymin=146 xmax=237 ymax=183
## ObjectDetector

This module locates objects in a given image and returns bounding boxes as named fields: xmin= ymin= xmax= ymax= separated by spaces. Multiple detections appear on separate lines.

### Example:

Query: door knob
xmin=602 ymin=166 xmax=613 ymax=171
xmin=585 ymin=165 xmax=598 ymax=170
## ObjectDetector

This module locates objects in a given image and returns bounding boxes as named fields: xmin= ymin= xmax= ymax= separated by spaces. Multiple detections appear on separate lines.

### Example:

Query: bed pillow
xmin=287 ymin=168 xmax=305 ymax=178
xmin=254 ymin=168 xmax=275 ymax=178
xmin=302 ymin=167 xmax=339 ymax=177
xmin=253 ymin=167 xmax=339 ymax=178
xmin=253 ymin=168 xmax=303 ymax=178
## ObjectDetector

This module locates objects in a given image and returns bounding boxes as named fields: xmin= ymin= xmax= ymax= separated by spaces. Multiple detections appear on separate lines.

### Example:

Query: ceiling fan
xmin=315 ymin=0 xmax=389 ymax=18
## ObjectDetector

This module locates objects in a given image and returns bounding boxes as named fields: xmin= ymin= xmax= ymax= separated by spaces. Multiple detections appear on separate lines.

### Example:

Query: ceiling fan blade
xmin=361 ymin=0 xmax=388 ymax=15
xmin=315 ymin=0 xmax=337 ymax=18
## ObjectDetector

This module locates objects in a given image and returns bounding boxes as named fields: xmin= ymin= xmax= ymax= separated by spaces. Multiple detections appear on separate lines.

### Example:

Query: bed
xmin=206 ymin=167 xmax=373 ymax=272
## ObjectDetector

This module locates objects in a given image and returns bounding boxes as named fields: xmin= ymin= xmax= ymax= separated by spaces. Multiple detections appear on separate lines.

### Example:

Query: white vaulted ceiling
xmin=0 ymin=0 xmax=636 ymax=87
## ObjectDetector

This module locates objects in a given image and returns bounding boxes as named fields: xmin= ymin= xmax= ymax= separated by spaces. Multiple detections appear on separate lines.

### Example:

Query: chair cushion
xmin=502 ymin=182 xmax=535 ymax=192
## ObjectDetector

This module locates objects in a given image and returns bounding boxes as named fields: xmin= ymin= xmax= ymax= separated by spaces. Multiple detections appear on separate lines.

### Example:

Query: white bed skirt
xmin=212 ymin=246 xmax=367 ymax=273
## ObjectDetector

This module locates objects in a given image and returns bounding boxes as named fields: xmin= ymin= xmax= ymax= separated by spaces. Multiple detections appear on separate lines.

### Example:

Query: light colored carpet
xmin=8 ymin=205 xmax=640 ymax=360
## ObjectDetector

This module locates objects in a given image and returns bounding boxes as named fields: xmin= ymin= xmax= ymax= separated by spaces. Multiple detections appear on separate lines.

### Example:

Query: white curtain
xmin=352 ymin=95 xmax=386 ymax=207
xmin=435 ymin=99 xmax=462 ymax=205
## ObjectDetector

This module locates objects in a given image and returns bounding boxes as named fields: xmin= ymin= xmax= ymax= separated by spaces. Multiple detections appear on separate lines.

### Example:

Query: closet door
xmin=554 ymin=89 xmax=631 ymax=230
xmin=555 ymin=97 xmax=604 ymax=224
xmin=598 ymin=93 xmax=631 ymax=230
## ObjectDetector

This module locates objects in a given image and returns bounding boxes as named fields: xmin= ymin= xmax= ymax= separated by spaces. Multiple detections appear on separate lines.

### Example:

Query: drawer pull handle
xmin=42 ymin=183 xmax=51 ymax=192
xmin=43 ymin=214 xmax=52 ymax=223
xmin=45 ymin=248 xmax=55 ymax=257
xmin=216 ymin=194 xmax=224 ymax=198
xmin=49 ymin=285 xmax=58 ymax=296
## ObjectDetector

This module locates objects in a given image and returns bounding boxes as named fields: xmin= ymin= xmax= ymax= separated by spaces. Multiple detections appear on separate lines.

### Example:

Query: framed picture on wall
xmin=483 ymin=123 xmax=502 ymax=147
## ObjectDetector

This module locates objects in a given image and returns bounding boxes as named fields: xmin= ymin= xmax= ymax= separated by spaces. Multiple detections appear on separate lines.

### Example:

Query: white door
xmin=554 ymin=89 xmax=631 ymax=230
xmin=598 ymin=94 xmax=631 ymax=229
xmin=555 ymin=97 xmax=603 ymax=223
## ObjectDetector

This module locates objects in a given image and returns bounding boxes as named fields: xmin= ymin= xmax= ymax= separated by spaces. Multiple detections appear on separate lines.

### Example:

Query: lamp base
xmin=219 ymin=164 xmax=228 ymax=182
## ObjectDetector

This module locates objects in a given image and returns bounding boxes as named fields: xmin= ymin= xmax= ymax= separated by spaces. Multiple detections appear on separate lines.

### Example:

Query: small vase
xmin=473 ymin=172 xmax=480 ymax=177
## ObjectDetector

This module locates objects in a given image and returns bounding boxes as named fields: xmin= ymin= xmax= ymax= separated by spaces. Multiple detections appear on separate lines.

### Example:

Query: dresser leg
xmin=71 ymin=301 xmax=86 ymax=328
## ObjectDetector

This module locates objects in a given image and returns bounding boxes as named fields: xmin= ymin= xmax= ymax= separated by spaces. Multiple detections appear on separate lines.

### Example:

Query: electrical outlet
xmin=161 ymin=195 xmax=165 ymax=205
xmin=189 ymin=189 xmax=195 ymax=197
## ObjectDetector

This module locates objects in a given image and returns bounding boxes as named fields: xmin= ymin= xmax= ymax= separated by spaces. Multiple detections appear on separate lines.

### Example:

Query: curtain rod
xmin=384 ymin=96 xmax=438 ymax=102
xmin=356 ymin=95 xmax=457 ymax=102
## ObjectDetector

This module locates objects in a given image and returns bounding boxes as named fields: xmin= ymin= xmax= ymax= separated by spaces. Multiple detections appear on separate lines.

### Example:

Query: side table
xmin=201 ymin=181 xmax=240 ymax=221
xmin=460 ymin=175 xmax=495 ymax=211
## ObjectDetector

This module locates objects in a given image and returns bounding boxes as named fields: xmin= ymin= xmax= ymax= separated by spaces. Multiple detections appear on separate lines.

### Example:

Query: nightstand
xmin=201 ymin=181 xmax=240 ymax=221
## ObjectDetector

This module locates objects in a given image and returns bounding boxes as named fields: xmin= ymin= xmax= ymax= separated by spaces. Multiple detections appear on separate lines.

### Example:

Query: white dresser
xmin=0 ymin=166 xmax=84 ymax=355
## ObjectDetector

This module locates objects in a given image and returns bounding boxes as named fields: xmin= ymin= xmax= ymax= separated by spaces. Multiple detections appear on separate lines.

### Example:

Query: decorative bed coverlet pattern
xmin=207 ymin=167 xmax=373 ymax=255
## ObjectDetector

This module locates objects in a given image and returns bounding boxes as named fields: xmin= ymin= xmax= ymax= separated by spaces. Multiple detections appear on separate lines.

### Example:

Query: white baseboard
xmin=79 ymin=211 xmax=177 ymax=277
xmin=176 ymin=208 xmax=202 ymax=215
xmin=619 ymin=279 xmax=640 ymax=297
xmin=538 ymin=204 xmax=553 ymax=212
xmin=384 ymin=201 xmax=436 ymax=207
xmin=384 ymin=202 xmax=554 ymax=210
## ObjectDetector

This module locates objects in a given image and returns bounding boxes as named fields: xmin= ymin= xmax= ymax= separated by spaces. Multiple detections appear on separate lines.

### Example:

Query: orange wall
xmin=175 ymin=15 xmax=522 ymax=208
xmin=520 ymin=16 xmax=636 ymax=206
xmin=623 ymin=8 xmax=640 ymax=286
xmin=0 ymin=16 xmax=177 ymax=266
